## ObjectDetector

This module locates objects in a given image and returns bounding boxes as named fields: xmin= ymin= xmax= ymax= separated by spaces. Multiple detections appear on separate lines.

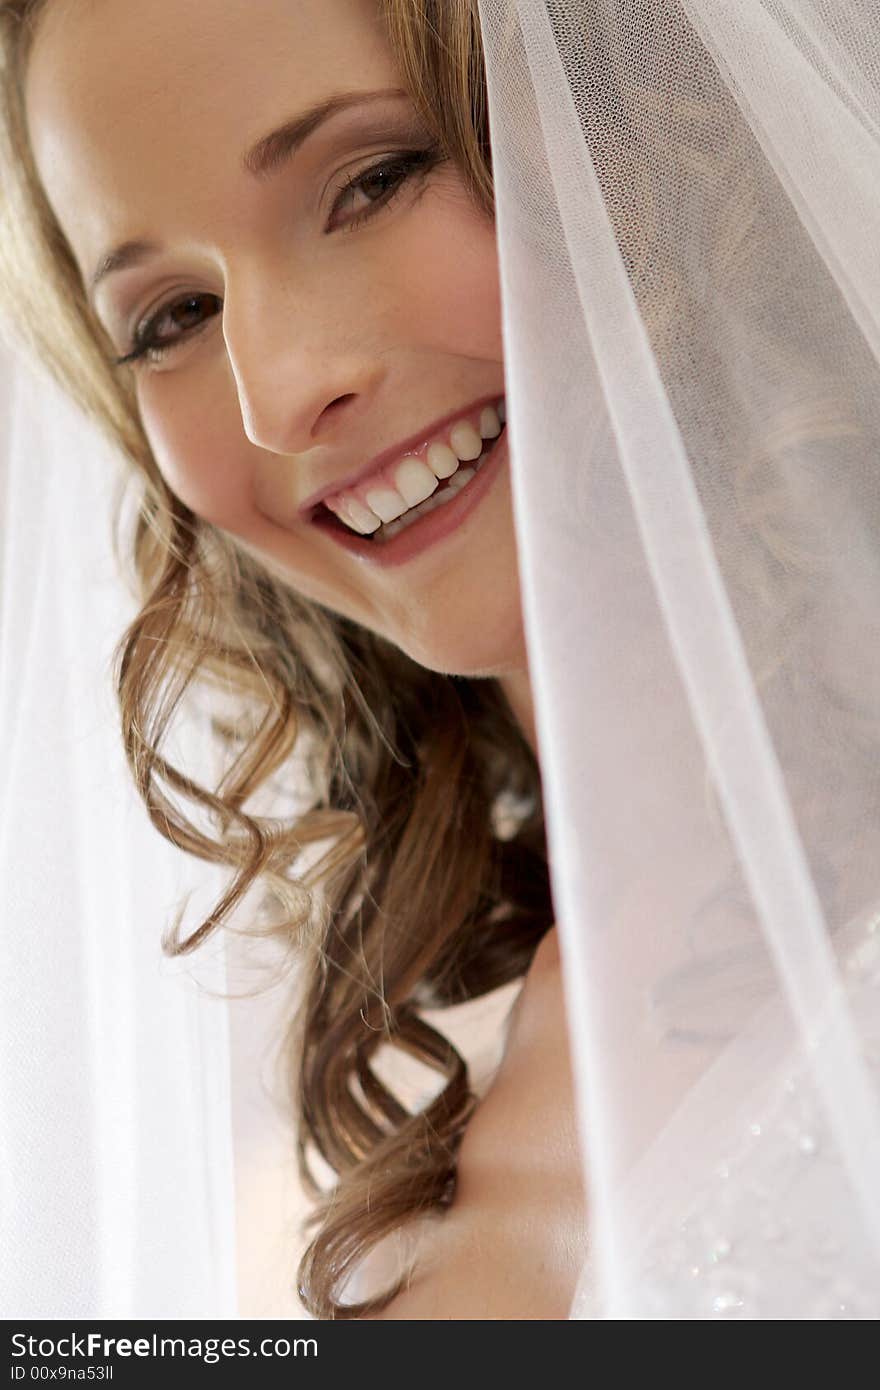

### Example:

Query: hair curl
xmin=0 ymin=0 xmax=553 ymax=1318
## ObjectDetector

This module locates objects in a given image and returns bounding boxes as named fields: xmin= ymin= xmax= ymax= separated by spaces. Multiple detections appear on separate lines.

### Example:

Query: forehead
xmin=24 ymin=0 xmax=398 ymax=279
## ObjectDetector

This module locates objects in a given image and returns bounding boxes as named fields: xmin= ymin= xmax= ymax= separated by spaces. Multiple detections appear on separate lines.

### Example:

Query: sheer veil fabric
xmin=0 ymin=331 xmax=313 ymax=1319
xmin=0 ymin=334 xmax=241 ymax=1318
xmin=477 ymin=0 xmax=880 ymax=1317
xmin=3 ymin=0 xmax=880 ymax=1321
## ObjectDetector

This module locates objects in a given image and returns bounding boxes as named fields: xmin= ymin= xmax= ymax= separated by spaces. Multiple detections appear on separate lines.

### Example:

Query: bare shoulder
xmin=363 ymin=928 xmax=588 ymax=1320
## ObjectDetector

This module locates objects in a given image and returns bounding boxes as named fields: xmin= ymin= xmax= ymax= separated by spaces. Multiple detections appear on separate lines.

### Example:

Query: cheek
xmin=381 ymin=201 xmax=503 ymax=357
xmin=138 ymin=379 xmax=249 ymax=524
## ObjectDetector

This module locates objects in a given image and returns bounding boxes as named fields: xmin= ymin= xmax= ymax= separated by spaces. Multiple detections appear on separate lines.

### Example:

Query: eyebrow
xmin=88 ymin=86 xmax=408 ymax=294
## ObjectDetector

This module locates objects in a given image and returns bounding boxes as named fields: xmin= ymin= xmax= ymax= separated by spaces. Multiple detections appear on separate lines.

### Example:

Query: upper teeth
xmin=325 ymin=398 xmax=505 ymax=535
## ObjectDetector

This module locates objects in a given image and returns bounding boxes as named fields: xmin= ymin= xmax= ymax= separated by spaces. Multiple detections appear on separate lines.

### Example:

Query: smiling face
xmin=25 ymin=0 xmax=527 ymax=678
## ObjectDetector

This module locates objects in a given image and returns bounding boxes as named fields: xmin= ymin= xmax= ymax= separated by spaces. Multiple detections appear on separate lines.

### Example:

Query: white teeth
xmin=380 ymin=483 xmax=457 ymax=539
xmin=426 ymin=441 xmax=460 ymax=479
xmin=363 ymin=484 xmax=408 ymax=523
xmin=394 ymin=456 xmax=439 ymax=506
xmin=326 ymin=494 xmax=381 ymax=534
xmin=326 ymin=401 xmax=507 ymax=540
xmin=374 ymin=451 xmax=489 ymax=542
xmin=449 ymin=421 xmax=483 ymax=461
xmin=446 ymin=466 xmax=475 ymax=493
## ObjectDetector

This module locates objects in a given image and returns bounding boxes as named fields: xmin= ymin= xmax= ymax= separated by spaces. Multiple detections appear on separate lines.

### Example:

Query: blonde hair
xmin=0 ymin=0 xmax=551 ymax=1318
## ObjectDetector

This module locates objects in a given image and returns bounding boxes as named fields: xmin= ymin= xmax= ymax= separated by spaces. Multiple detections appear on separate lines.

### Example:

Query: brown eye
xmin=116 ymin=292 xmax=222 ymax=368
xmin=326 ymin=147 xmax=441 ymax=233
xmin=143 ymin=293 xmax=220 ymax=349
xmin=164 ymin=295 xmax=215 ymax=333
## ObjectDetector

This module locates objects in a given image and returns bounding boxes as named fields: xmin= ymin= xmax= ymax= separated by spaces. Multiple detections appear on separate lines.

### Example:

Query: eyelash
xmin=113 ymin=144 xmax=442 ymax=369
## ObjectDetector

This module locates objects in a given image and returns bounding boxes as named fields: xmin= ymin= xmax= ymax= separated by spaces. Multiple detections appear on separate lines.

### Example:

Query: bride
xmin=5 ymin=0 xmax=880 ymax=1321
xmin=2 ymin=0 xmax=588 ymax=1318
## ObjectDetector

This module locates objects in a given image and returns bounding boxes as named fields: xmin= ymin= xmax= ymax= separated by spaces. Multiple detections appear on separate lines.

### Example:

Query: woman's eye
xmin=113 ymin=144 xmax=441 ymax=370
xmin=326 ymin=146 xmax=439 ymax=233
xmin=115 ymin=293 xmax=222 ymax=368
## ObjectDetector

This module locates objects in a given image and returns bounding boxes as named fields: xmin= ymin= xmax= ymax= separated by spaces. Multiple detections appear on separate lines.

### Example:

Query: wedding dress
xmin=568 ymin=899 xmax=880 ymax=1319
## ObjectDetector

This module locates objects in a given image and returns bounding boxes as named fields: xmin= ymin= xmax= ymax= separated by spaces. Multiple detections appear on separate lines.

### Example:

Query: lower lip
xmin=310 ymin=425 xmax=509 ymax=568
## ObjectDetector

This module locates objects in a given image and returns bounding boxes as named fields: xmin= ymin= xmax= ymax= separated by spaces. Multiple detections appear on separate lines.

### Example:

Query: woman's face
xmin=26 ymin=0 xmax=526 ymax=678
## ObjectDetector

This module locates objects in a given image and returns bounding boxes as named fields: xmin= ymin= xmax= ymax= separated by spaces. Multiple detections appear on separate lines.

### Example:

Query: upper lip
xmin=298 ymin=391 xmax=504 ymax=520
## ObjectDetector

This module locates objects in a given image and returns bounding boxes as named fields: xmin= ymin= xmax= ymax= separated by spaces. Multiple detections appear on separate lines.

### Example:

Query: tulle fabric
xmin=0 ymin=330 xmax=326 ymax=1317
xmin=477 ymin=0 xmax=880 ymax=1317
xmin=0 ymin=335 xmax=243 ymax=1318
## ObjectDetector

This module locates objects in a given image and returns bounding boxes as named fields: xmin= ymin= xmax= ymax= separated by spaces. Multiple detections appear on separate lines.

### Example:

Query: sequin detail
xmin=604 ymin=905 xmax=880 ymax=1319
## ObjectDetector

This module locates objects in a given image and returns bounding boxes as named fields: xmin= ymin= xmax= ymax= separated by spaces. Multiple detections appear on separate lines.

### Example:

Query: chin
xmin=394 ymin=604 xmax=527 ymax=680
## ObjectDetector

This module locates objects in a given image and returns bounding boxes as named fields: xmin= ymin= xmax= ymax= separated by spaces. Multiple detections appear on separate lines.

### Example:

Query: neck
xmin=499 ymin=667 xmax=538 ymax=755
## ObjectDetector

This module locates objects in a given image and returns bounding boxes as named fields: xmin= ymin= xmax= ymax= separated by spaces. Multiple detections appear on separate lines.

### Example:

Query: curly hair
xmin=0 ymin=0 xmax=553 ymax=1318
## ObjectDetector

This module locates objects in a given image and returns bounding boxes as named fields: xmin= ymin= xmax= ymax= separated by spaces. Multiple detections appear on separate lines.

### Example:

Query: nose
xmin=221 ymin=270 xmax=382 ymax=456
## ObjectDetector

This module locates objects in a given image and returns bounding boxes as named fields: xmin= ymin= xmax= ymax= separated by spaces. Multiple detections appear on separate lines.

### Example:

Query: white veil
xmin=0 ymin=333 xmax=240 ymax=1318
xmin=0 ymin=332 xmax=311 ymax=1319
xmin=478 ymin=0 xmax=880 ymax=1317
xmin=3 ymin=0 xmax=880 ymax=1321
